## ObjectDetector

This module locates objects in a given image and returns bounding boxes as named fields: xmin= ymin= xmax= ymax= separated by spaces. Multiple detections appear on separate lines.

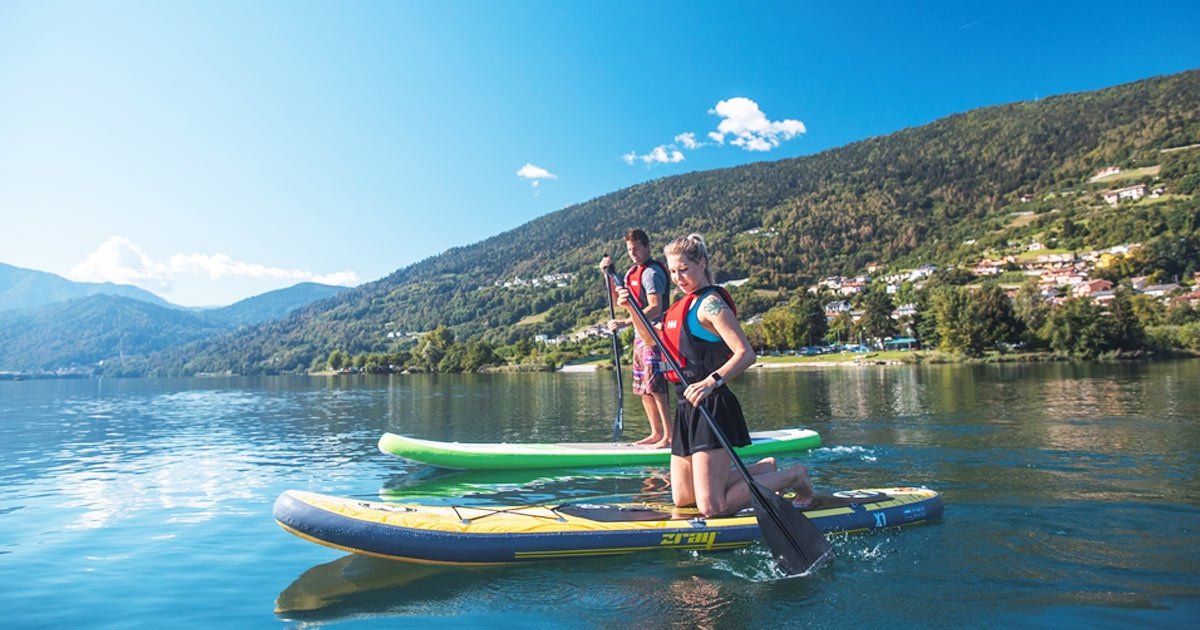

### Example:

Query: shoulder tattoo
xmin=702 ymin=294 xmax=728 ymax=316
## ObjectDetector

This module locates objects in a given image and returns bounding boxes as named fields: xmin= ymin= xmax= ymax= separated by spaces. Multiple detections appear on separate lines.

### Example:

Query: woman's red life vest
xmin=622 ymin=259 xmax=669 ymax=310
xmin=660 ymin=285 xmax=737 ymax=384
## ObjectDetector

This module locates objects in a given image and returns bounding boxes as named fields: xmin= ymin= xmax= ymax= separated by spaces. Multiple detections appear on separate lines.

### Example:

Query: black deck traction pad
xmin=556 ymin=491 xmax=890 ymax=522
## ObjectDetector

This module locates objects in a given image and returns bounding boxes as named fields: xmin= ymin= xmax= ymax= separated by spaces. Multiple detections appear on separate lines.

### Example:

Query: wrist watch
xmin=710 ymin=372 xmax=724 ymax=387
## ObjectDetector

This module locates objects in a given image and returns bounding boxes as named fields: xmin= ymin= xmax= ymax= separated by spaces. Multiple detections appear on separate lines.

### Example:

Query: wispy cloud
xmin=623 ymin=97 xmax=805 ymax=166
xmin=622 ymin=145 xmax=685 ymax=166
xmin=957 ymin=17 xmax=987 ymax=31
xmin=516 ymin=163 xmax=557 ymax=191
xmin=68 ymin=236 xmax=360 ymax=295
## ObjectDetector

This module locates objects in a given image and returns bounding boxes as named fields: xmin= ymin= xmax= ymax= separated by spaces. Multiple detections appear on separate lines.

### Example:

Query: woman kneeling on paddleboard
xmin=617 ymin=233 xmax=813 ymax=517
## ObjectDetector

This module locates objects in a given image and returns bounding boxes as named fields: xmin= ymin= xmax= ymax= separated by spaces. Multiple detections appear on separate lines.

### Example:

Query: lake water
xmin=2 ymin=361 xmax=1198 ymax=629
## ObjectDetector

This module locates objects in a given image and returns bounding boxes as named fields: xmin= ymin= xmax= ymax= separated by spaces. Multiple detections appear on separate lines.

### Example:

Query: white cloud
xmin=68 ymin=236 xmax=360 ymax=301
xmin=622 ymin=97 xmax=803 ymax=167
xmin=68 ymin=236 xmax=173 ymax=291
xmin=646 ymin=146 xmax=685 ymax=164
xmin=708 ymin=97 xmax=805 ymax=151
xmin=675 ymin=132 xmax=703 ymax=150
xmin=624 ymin=145 xmax=685 ymax=167
xmin=166 ymin=252 xmax=359 ymax=284
xmin=516 ymin=163 xmax=557 ymax=188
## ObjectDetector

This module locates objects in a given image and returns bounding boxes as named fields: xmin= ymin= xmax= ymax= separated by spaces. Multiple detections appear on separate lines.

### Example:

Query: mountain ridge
xmin=0 ymin=279 xmax=348 ymax=372
xmin=0 ymin=262 xmax=176 ymax=312
xmin=50 ymin=69 xmax=1200 ymax=374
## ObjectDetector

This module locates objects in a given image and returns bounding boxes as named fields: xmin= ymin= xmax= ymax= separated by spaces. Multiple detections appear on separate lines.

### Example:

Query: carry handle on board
xmin=605 ymin=263 xmax=835 ymax=576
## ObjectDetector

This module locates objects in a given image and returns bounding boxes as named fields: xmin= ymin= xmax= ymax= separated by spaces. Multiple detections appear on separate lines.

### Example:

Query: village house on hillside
xmin=1073 ymin=279 xmax=1113 ymax=298
xmin=824 ymin=300 xmax=853 ymax=319
xmin=494 ymin=272 xmax=574 ymax=289
xmin=811 ymin=275 xmax=871 ymax=296
xmin=1142 ymin=283 xmax=1182 ymax=298
xmin=573 ymin=323 xmax=609 ymax=341
xmin=1102 ymin=184 xmax=1146 ymax=205
xmin=1041 ymin=266 xmax=1087 ymax=286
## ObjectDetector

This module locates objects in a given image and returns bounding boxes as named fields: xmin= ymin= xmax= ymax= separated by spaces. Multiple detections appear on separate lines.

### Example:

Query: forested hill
xmin=200 ymin=282 xmax=346 ymax=328
xmin=146 ymin=69 xmax=1200 ymax=375
xmin=0 ymin=294 xmax=225 ymax=371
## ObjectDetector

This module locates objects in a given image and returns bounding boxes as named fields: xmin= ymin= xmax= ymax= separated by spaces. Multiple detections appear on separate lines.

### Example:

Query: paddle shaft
xmin=602 ymin=264 xmax=624 ymax=440
xmin=606 ymin=265 xmax=833 ymax=574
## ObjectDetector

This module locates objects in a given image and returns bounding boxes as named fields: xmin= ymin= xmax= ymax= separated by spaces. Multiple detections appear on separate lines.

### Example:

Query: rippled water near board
xmin=1 ymin=361 xmax=1198 ymax=628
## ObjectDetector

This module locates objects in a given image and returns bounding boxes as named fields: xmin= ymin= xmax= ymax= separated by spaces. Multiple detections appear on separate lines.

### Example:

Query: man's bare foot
xmin=786 ymin=464 xmax=814 ymax=506
xmin=633 ymin=434 xmax=662 ymax=446
xmin=746 ymin=457 xmax=777 ymax=475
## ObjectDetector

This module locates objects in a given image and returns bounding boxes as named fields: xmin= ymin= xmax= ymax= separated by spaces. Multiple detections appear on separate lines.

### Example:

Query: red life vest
xmin=660 ymin=286 xmax=737 ymax=384
xmin=622 ymin=259 xmax=669 ymax=310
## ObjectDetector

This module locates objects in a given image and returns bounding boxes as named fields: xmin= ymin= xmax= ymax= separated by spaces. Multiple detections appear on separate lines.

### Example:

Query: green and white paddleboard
xmin=377 ymin=428 xmax=821 ymax=470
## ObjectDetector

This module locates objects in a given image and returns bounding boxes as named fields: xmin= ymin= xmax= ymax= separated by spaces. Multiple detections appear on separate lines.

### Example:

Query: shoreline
xmin=558 ymin=364 xmax=601 ymax=372
xmin=750 ymin=359 xmax=903 ymax=368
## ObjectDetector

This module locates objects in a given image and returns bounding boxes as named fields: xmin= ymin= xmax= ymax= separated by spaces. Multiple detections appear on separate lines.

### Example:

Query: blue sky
xmin=2 ymin=1 xmax=1198 ymax=306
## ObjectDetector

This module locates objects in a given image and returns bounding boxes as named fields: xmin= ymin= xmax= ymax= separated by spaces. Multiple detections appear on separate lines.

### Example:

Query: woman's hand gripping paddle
xmin=606 ymin=265 xmax=835 ymax=576
xmin=601 ymin=260 xmax=625 ymax=442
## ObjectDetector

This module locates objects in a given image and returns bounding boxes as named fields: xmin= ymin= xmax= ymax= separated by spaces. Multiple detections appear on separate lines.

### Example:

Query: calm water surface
xmin=2 ymin=361 xmax=1198 ymax=628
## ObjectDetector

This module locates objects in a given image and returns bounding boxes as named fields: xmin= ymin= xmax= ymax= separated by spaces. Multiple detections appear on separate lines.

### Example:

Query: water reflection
xmin=275 ymin=554 xmax=456 ymax=618
xmin=3 ymin=362 xmax=1199 ymax=628
xmin=274 ymin=551 xmax=821 ymax=628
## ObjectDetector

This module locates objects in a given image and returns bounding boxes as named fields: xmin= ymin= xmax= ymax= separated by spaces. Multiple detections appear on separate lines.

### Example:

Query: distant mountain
xmin=123 ymin=69 xmax=1200 ymax=375
xmin=0 ymin=294 xmax=224 ymax=372
xmin=0 ymin=277 xmax=349 ymax=372
xmin=201 ymin=282 xmax=347 ymax=327
xmin=0 ymin=262 xmax=175 ymax=312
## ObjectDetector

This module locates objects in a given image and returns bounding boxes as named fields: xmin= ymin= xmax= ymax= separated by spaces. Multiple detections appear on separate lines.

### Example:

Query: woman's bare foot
xmin=647 ymin=438 xmax=671 ymax=449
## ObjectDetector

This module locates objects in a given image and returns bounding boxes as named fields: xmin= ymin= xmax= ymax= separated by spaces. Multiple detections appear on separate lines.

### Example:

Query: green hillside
xmin=0 ymin=283 xmax=351 ymax=373
xmin=200 ymin=282 xmax=346 ymax=328
xmin=0 ymin=294 xmax=224 ymax=372
xmin=143 ymin=69 xmax=1200 ymax=376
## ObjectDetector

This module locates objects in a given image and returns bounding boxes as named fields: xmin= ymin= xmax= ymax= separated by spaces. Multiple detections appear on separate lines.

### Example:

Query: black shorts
xmin=671 ymin=386 xmax=751 ymax=457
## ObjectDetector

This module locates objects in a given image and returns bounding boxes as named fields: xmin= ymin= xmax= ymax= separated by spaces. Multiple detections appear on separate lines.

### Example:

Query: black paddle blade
xmin=611 ymin=408 xmax=624 ymax=442
xmin=748 ymin=480 xmax=835 ymax=576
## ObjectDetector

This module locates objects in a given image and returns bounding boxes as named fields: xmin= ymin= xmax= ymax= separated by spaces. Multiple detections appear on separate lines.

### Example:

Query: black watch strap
xmin=710 ymin=372 xmax=724 ymax=387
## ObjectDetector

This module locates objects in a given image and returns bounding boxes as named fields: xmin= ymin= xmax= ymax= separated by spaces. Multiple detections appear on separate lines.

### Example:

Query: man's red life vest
xmin=622 ymin=259 xmax=669 ymax=310
xmin=660 ymin=285 xmax=737 ymax=385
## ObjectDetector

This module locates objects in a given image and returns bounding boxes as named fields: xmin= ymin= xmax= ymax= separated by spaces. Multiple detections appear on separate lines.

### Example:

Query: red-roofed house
xmin=1073 ymin=279 xmax=1113 ymax=298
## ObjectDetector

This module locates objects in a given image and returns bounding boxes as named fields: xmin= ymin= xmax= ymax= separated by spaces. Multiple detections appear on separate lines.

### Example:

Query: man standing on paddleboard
xmin=601 ymin=229 xmax=672 ymax=448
